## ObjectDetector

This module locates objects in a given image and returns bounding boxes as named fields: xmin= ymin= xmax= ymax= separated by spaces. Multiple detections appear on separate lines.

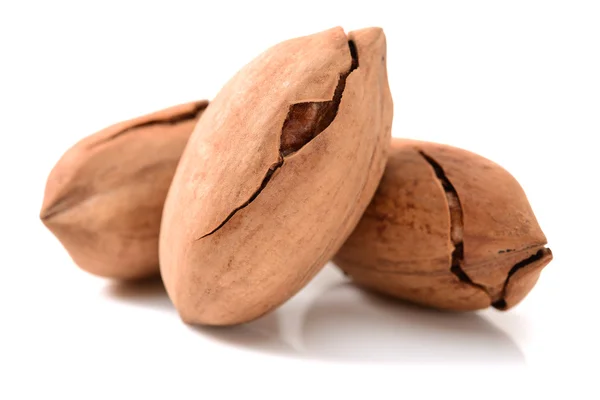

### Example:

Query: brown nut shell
xmin=160 ymin=27 xmax=393 ymax=325
xmin=334 ymin=138 xmax=552 ymax=311
xmin=40 ymin=100 xmax=208 ymax=280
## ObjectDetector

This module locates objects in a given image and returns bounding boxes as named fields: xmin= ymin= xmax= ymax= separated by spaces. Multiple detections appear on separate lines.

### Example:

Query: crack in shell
xmin=195 ymin=40 xmax=359 ymax=241
xmin=89 ymin=101 xmax=208 ymax=149
xmin=419 ymin=150 xmax=552 ymax=309
xmin=492 ymin=247 xmax=551 ymax=310
xmin=418 ymin=151 xmax=490 ymax=297
xmin=41 ymin=102 xmax=207 ymax=222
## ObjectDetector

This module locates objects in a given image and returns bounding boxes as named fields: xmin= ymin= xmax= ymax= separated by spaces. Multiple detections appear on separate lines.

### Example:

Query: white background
xmin=1 ymin=0 xmax=599 ymax=398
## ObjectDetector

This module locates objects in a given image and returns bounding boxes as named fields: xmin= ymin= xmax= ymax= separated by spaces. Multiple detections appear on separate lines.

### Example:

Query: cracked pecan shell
xmin=40 ymin=100 xmax=208 ymax=280
xmin=159 ymin=27 xmax=393 ymax=325
xmin=334 ymin=138 xmax=552 ymax=311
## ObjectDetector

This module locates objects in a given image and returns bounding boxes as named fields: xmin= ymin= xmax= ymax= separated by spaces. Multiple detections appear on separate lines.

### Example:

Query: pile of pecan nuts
xmin=40 ymin=27 xmax=552 ymax=326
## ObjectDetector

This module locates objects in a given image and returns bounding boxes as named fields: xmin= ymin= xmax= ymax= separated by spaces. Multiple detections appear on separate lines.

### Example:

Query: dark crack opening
xmin=419 ymin=151 xmax=490 ymax=296
xmin=42 ymin=102 xmax=209 ymax=221
xmin=90 ymin=101 xmax=208 ymax=149
xmin=197 ymin=157 xmax=284 ymax=239
xmin=492 ymin=247 xmax=551 ymax=310
xmin=280 ymin=40 xmax=359 ymax=157
xmin=196 ymin=40 xmax=359 ymax=241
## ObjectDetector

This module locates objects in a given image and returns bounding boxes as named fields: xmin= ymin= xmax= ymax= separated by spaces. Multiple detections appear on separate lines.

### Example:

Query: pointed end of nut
xmin=40 ymin=195 xmax=61 ymax=225
xmin=39 ymin=208 xmax=52 ymax=224
xmin=348 ymin=27 xmax=385 ymax=43
xmin=39 ymin=187 xmax=81 ymax=225
xmin=493 ymin=247 xmax=553 ymax=310
xmin=347 ymin=28 xmax=386 ymax=64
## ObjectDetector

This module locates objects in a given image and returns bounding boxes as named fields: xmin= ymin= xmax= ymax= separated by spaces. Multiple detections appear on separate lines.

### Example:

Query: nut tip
xmin=495 ymin=247 xmax=552 ymax=310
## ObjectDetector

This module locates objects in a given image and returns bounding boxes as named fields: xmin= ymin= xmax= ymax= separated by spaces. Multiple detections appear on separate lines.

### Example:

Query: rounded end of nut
xmin=493 ymin=247 xmax=553 ymax=310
